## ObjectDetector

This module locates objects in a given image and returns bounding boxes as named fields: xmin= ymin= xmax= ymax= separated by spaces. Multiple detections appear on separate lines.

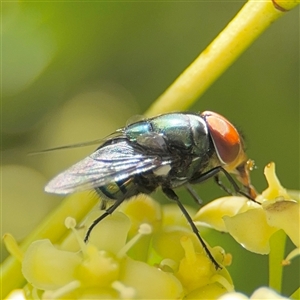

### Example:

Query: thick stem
xmin=146 ymin=0 xmax=298 ymax=117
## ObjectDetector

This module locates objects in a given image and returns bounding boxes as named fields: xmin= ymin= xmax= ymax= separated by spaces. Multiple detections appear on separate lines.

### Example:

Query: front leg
xmin=214 ymin=174 xmax=233 ymax=195
xmin=190 ymin=166 xmax=257 ymax=202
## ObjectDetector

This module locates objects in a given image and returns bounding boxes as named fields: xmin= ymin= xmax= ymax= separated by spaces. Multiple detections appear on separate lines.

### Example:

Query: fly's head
xmin=201 ymin=111 xmax=257 ymax=199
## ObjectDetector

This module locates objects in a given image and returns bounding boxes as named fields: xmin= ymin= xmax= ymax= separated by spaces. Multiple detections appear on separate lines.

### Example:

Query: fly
xmin=45 ymin=111 xmax=258 ymax=270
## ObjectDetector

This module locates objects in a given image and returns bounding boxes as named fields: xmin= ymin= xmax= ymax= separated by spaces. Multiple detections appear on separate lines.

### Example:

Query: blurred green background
xmin=2 ymin=1 xmax=299 ymax=297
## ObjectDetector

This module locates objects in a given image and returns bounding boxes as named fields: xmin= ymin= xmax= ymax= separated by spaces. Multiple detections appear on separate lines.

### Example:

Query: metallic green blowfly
xmin=45 ymin=111 xmax=257 ymax=270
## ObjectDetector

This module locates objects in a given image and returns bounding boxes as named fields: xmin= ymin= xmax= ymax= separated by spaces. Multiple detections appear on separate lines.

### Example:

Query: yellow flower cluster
xmin=4 ymin=162 xmax=298 ymax=299
xmin=18 ymin=195 xmax=233 ymax=299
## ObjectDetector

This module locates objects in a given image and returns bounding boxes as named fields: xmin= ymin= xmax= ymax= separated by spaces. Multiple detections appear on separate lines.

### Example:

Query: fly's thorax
xmin=124 ymin=113 xmax=215 ymax=187
xmin=125 ymin=121 xmax=152 ymax=142
xmin=150 ymin=113 xmax=193 ymax=149
xmin=124 ymin=120 xmax=168 ymax=152
xmin=125 ymin=113 xmax=211 ymax=154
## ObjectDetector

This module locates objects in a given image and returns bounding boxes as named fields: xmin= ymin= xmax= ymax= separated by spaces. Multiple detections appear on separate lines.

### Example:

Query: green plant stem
xmin=268 ymin=229 xmax=287 ymax=293
xmin=146 ymin=0 xmax=299 ymax=117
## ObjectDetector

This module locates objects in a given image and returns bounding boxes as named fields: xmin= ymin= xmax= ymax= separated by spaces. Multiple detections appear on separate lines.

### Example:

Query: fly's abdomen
xmin=96 ymin=178 xmax=136 ymax=201
xmin=96 ymin=173 xmax=159 ymax=202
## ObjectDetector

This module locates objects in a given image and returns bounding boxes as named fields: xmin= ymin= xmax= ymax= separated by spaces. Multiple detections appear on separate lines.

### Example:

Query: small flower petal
xmin=119 ymin=257 xmax=183 ymax=299
xmin=263 ymin=199 xmax=299 ymax=247
xmin=186 ymin=283 xmax=229 ymax=299
xmin=176 ymin=236 xmax=214 ymax=291
xmin=175 ymin=236 xmax=233 ymax=295
xmin=119 ymin=194 xmax=162 ymax=236
xmin=152 ymin=227 xmax=196 ymax=262
xmin=194 ymin=196 xmax=253 ymax=232
xmin=22 ymin=239 xmax=81 ymax=290
xmin=223 ymin=208 xmax=277 ymax=254
xmin=257 ymin=162 xmax=291 ymax=202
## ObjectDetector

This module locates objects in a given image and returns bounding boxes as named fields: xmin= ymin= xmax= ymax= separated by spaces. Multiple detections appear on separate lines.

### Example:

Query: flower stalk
xmin=269 ymin=229 xmax=287 ymax=292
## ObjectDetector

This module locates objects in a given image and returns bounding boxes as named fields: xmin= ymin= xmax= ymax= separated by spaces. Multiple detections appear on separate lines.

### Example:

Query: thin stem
xmin=269 ymin=229 xmax=287 ymax=293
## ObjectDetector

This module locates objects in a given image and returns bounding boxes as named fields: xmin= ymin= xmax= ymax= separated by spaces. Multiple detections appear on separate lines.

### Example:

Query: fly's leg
xmin=185 ymin=183 xmax=202 ymax=205
xmin=214 ymin=174 xmax=233 ymax=195
xmin=99 ymin=200 xmax=107 ymax=210
xmin=214 ymin=168 xmax=260 ymax=204
xmin=84 ymin=197 xmax=125 ymax=243
xmin=162 ymin=187 xmax=221 ymax=270
xmin=190 ymin=166 xmax=259 ymax=204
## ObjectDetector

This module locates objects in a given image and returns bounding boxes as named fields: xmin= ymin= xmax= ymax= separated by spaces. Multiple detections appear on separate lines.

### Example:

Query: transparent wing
xmin=45 ymin=139 xmax=170 ymax=194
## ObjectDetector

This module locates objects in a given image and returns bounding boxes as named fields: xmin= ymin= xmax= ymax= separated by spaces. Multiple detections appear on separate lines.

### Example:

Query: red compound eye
xmin=201 ymin=111 xmax=242 ymax=165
